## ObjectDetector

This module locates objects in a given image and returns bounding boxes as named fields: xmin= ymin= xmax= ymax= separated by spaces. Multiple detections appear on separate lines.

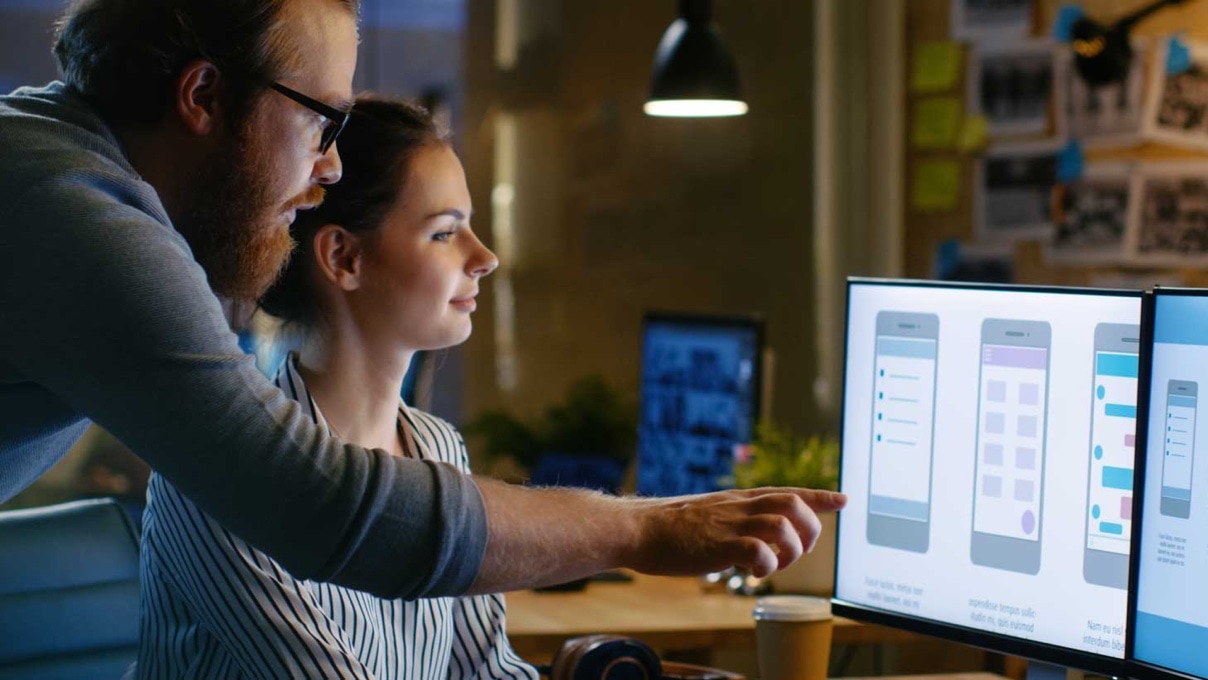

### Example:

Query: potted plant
xmin=731 ymin=421 xmax=840 ymax=596
xmin=464 ymin=374 xmax=637 ymax=492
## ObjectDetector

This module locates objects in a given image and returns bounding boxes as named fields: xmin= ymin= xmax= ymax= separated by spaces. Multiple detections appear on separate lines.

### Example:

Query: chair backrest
xmin=0 ymin=498 xmax=140 ymax=679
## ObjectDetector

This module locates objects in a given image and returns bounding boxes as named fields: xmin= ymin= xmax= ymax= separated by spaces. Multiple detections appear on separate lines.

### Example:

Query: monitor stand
xmin=1026 ymin=661 xmax=1067 ymax=680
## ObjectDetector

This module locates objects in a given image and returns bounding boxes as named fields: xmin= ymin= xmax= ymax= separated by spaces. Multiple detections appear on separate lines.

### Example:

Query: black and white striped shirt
xmin=136 ymin=356 xmax=537 ymax=679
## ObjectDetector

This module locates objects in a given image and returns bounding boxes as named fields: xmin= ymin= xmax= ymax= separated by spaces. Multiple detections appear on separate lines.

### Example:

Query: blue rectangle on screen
xmin=1169 ymin=395 xmax=1196 ymax=408
xmin=1096 ymin=352 xmax=1138 ymax=378
xmin=1135 ymin=612 xmax=1208 ymax=678
xmin=1098 ymin=522 xmax=1123 ymax=535
xmin=1102 ymin=466 xmax=1133 ymax=490
xmin=1162 ymin=486 xmax=1192 ymax=501
xmin=1155 ymin=296 xmax=1208 ymax=346
xmin=1105 ymin=403 xmax=1137 ymax=418
xmin=876 ymin=337 xmax=936 ymax=360
xmin=868 ymin=494 xmax=928 ymax=521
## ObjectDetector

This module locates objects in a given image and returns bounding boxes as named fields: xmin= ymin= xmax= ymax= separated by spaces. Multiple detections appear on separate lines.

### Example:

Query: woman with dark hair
xmin=137 ymin=96 xmax=535 ymax=679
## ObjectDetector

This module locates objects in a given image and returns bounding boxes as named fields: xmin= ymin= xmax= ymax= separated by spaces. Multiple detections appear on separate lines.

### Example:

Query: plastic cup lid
xmin=753 ymin=595 xmax=833 ymax=622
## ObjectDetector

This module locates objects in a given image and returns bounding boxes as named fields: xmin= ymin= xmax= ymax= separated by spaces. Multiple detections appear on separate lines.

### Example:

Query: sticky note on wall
xmin=912 ymin=41 xmax=963 ymax=93
xmin=912 ymin=159 xmax=961 ymax=212
xmin=958 ymin=115 xmax=989 ymax=152
xmin=912 ymin=97 xmax=962 ymax=150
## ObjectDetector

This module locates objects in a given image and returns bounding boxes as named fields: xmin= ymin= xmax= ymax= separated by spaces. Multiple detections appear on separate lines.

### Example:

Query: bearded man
xmin=0 ymin=0 xmax=843 ymax=606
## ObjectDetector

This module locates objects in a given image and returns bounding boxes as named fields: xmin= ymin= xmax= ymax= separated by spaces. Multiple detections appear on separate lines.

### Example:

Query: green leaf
xmin=732 ymin=421 xmax=839 ymax=491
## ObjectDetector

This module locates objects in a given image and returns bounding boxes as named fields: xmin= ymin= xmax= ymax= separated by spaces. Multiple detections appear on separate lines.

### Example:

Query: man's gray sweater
xmin=0 ymin=82 xmax=487 ymax=600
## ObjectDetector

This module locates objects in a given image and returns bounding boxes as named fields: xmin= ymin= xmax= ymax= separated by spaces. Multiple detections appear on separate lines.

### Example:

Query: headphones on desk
xmin=540 ymin=635 xmax=744 ymax=680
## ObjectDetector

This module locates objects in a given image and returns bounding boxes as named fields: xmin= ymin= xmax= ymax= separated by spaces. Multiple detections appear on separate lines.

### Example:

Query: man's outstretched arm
xmin=467 ymin=480 xmax=847 ymax=594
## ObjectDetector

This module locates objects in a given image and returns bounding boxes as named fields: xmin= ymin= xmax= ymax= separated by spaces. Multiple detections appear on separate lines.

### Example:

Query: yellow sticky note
xmin=912 ymin=97 xmax=962 ymax=149
xmin=912 ymin=159 xmax=961 ymax=212
xmin=911 ymin=41 xmax=962 ymax=93
xmin=958 ymin=115 xmax=989 ymax=152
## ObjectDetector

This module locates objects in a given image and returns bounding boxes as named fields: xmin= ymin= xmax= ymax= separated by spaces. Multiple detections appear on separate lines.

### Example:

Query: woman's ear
xmin=312 ymin=224 xmax=363 ymax=291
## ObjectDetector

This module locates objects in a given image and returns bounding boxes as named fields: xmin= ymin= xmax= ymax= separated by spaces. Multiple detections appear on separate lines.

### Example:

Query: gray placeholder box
xmin=984 ymin=475 xmax=1003 ymax=498
xmin=986 ymin=412 xmax=1005 ymax=434
xmin=1016 ymin=447 xmax=1036 ymax=470
xmin=984 ymin=443 xmax=1004 ymax=465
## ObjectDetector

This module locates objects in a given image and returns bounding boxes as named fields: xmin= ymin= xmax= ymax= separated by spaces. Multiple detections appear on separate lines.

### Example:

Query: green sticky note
xmin=958 ymin=115 xmax=989 ymax=152
xmin=912 ymin=97 xmax=962 ymax=149
xmin=912 ymin=41 xmax=963 ymax=93
xmin=912 ymin=159 xmax=960 ymax=212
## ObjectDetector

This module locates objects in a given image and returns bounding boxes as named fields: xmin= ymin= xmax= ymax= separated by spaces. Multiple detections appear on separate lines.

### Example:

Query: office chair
xmin=0 ymin=498 xmax=141 ymax=679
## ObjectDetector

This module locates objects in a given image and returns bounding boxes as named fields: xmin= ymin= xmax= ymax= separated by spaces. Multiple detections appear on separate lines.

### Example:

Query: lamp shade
xmin=644 ymin=0 xmax=747 ymax=118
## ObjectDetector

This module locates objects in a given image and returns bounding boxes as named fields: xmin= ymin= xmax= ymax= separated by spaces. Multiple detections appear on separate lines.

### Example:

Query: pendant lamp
xmin=644 ymin=0 xmax=747 ymax=118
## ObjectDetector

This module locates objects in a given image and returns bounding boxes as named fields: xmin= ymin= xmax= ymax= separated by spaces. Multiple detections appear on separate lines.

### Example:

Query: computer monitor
xmin=1130 ymin=288 xmax=1208 ymax=680
xmin=834 ymin=278 xmax=1142 ymax=678
xmin=635 ymin=312 xmax=764 ymax=497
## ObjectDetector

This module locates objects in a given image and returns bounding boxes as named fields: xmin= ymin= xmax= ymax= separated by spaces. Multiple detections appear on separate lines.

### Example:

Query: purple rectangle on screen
xmin=983 ymin=345 xmax=1047 ymax=369
xmin=1121 ymin=496 xmax=1133 ymax=520
xmin=988 ymin=380 xmax=1007 ymax=402
xmin=1019 ymin=383 xmax=1040 ymax=405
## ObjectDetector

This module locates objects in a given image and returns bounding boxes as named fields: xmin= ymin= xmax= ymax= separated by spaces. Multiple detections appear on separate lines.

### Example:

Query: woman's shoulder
xmin=403 ymin=408 xmax=470 ymax=466
xmin=406 ymin=408 xmax=462 ymax=442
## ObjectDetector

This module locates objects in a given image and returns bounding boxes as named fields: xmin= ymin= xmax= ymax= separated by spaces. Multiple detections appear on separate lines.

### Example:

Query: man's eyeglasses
xmin=269 ymin=82 xmax=351 ymax=155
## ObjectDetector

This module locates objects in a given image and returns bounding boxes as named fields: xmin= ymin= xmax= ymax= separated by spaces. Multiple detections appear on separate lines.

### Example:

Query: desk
xmin=505 ymin=573 xmax=921 ymax=661
xmin=847 ymin=676 xmax=1007 ymax=680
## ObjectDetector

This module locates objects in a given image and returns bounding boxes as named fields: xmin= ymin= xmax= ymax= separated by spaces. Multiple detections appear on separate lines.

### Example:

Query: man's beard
xmin=175 ymin=126 xmax=316 ymax=303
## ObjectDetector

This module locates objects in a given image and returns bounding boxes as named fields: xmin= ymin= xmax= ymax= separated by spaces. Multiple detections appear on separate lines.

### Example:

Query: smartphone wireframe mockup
xmin=1083 ymin=323 xmax=1139 ymax=589
xmin=970 ymin=318 xmax=1050 ymax=574
xmin=866 ymin=311 xmax=939 ymax=553
xmin=1160 ymin=380 xmax=1197 ymax=519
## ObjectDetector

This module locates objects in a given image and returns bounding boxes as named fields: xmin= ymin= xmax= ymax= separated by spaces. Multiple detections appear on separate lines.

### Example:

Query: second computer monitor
xmin=635 ymin=312 xmax=763 ymax=497
xmin=1131 ymin=288 xmax=1208 ymax=680
xmin=835 ymin=279 xmax=1141 ymax=675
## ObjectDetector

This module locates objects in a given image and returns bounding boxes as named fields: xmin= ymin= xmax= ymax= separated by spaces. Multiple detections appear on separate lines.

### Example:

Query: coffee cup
xmin=753 ymin=595 xmax=833 ymax=680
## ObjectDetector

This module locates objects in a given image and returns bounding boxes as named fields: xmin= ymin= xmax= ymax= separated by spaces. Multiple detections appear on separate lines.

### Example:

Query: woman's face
xmin=352 ymin=143 xmax=498 ymax=351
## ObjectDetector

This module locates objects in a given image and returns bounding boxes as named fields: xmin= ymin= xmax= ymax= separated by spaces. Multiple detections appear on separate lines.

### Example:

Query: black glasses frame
xmin=269 ymin=82 xmax=351 ymax=154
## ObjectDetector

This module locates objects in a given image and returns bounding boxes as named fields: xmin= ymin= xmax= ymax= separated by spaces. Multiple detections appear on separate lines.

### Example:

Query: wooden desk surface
xmin=845 ymin=676 xmax=1006 ymax=680
xmin=505 ymin=573 xmax=920 ymax=659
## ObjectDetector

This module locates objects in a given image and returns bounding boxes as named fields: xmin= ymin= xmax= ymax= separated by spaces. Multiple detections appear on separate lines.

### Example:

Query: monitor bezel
xmin=833 ymin=277 xmax=1142 ymax=679
xmin=635 ymin=310 xmax=766 ymax=497
xmin=1125 ymin=286 xmax=1207 ymax=680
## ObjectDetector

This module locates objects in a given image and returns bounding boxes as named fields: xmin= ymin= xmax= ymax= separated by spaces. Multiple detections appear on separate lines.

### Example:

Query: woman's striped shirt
xmin=136 ymin=356 xmax=537 ymax=679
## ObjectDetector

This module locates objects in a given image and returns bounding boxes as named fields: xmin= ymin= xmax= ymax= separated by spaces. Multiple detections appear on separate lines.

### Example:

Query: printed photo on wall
xmin=976 ymin=141 xmax=1063 ymax=242
xmin=951 ymin=0 xmax=1032 ymax=43
xmin=1062 ymin=39 xmax=1149 ymax=149
xmin=1125 ymin=163 xmax=1208 ymax=266
xmin=969 ymin=39 xmax=1063 ymax=139
xmin=1143 ymin=38 xmax=1208 ymax=150
xmin=1046 ymin=163 xmax=1133 ymax=265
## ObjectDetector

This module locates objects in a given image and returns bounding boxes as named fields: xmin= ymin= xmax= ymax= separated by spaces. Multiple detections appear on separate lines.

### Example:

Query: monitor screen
xmin=635 ymin=313 xmax=763 ymax=497
xmin=835 ymin=279 xmax=1140 ymax=673
xmin=1132 ymin=290 xmax=1208 ymax=679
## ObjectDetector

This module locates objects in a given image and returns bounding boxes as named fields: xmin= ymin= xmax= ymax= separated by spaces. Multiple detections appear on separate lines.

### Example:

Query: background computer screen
xmin=635 ymin=313 xmax=762 ymax=497
xmin=835 ymin=279 xmax=1140 ymax=672
xmin=1132 ymin=290 xmax=1208 ymax=679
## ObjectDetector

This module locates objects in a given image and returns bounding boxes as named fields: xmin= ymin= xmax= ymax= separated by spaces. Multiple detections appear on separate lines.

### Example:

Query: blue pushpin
xmin=1057 ymin=140 xmax=1085 ymax=183
xmin=1052 ymin=4 xmax=1084 ymax=43
xmin=936 ymin=238 xmax=961 ymax=280
xmin=1168 ymin=35 xmax=1192 ymax=76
